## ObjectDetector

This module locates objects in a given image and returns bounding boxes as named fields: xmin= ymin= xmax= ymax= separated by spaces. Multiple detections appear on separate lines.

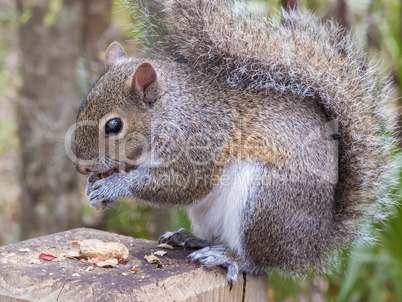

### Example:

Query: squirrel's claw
xmin=226 ymin=263 xmax=238 ymax=290
xmin=187 ymin=245 xmax=239 ymax=288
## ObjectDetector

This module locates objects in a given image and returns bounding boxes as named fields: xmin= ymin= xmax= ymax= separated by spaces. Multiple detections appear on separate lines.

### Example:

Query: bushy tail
xmin=126 ymin=0 xmax=400 ymax=247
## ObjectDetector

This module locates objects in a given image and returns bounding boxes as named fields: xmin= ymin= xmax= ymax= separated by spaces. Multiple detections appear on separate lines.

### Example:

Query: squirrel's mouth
xmin=99 ymin=164 xmax=138 ymax=179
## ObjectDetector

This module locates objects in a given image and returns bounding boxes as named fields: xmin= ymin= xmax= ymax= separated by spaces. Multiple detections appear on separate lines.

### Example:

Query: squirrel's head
xmin=74 ymin=42 xmax=159 ymax=176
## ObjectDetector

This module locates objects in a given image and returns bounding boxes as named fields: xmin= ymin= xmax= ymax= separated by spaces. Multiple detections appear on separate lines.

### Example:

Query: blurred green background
xmin=0 ymin=0 xmax=401 ymax=301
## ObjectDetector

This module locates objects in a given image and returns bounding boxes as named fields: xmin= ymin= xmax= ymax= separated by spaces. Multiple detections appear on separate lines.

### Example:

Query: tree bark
xmin=78 ymin=0 xmax=114 ymax=86
xmin=282 ymin=0 xmax=298 ymax=10
xmin=323 ymin=0 xmax=350 ymax=31
xmin=335 ymin=0 xmax=350 ymax=31
xmin=16 ymin=0 xmax=83 ymax=239
xmin=16 ymin=0 xmax=115 ymax=240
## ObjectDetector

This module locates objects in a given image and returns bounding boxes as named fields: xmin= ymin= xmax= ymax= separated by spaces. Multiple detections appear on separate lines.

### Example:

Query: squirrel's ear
xmin=105 ymin=42 xmax=127 ymax=68
xmin=132 ymin=62 xmax=158 ymax=106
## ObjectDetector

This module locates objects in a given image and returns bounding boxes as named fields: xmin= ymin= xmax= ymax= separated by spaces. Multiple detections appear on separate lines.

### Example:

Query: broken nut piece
xmin=71 ymin=239 xmax=129 ymax=263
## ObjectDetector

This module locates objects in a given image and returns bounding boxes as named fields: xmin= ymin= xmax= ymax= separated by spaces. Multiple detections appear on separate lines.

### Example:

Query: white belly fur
xmin=188 ymin=161 xmax=259 ymax=254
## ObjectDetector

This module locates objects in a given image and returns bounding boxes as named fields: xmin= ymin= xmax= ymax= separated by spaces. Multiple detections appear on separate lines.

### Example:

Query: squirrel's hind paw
xmin=188 ymin=245 xmax=239 ymax=289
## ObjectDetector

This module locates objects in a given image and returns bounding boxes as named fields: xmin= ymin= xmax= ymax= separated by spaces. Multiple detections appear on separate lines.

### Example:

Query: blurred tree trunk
xmin=16 ymin=0 xmax=83 ymax=240
xmin=282 ymin=0 xmax=298 ymax=10
xmin=334 ymin=0 xmax=349 ymax=30
xmin=78 ymin=0 xmax=114 ymax=87
xmin=15 ymin=0 xmax=113 ymax=240
xmin=324 ymin=0 xmax=350 ymax=31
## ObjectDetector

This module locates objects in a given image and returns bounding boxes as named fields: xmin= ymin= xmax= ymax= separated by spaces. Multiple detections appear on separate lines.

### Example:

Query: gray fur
xmin=75 ymin=0 xmax=401 ymax=283
xmin=124 ymin=0 xmax=401 ymax=261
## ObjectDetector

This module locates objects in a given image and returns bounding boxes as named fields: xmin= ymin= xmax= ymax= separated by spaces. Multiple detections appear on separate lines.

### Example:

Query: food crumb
xmin=144 ymin=254 xmax=161 ymax=264
xmin=39 ymin=253 xmax=57 ymax=261
xmin=130 ymin=267 xmax=138 ymax=273
xmin=154 ymin=250 xmax=167 ymax=257
xmin=156 ymin=244 xmax=174 ymax=249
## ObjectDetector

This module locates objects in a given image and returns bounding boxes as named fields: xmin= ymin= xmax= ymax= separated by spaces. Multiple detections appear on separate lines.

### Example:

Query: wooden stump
xmin=0 ymin=228 xmax=268 ymax=302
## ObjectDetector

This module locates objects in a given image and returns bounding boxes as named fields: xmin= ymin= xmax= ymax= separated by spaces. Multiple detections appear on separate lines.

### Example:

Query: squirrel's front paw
xmin=88 ymin=173 xmax=128 ymax=210
xmin=85 ymin=172 xmax=101 ymax=196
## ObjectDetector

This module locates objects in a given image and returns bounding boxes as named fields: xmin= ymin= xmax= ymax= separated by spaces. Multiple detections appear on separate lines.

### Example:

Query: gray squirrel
xmin=74 ymin=0 xmax=400 ymax=286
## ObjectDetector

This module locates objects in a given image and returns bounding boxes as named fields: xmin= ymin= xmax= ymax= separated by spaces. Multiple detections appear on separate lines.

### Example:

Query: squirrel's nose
xmin=76 ymin=165 xmax=92 ymax=175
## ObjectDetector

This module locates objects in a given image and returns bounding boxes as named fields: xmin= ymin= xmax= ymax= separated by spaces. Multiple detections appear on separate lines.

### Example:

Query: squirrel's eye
xmin=105 ymin=118 xmax=122 ymax=135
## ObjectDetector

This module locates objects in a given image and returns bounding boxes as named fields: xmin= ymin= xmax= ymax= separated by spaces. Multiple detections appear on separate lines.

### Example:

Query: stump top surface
xmin=0 ymin=228 xmax=261 ymax=302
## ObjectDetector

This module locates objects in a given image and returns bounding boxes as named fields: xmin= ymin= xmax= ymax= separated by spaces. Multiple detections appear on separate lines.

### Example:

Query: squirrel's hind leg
xmin=188 ymin=245 xmax=239 ymax=289
xmin=158 ymin=228 xmax=213 ymax=249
